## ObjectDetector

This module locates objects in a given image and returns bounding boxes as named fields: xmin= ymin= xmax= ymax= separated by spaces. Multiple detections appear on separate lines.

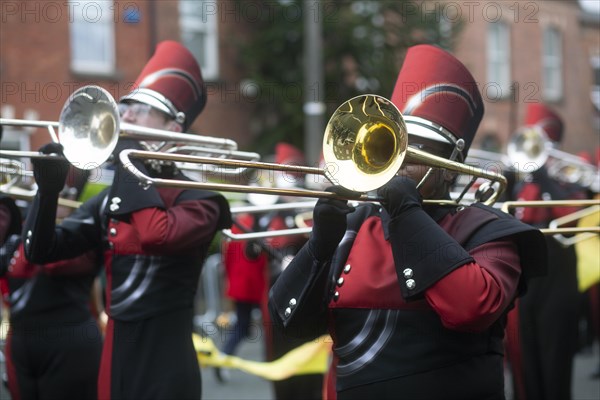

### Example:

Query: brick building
xmin=444 ymin=0 xmax=600 ymax=156
xmin=0 ymin=0 xmax=258 ymax=154
xmin=1 ymin=0 xmax=598 ymax=162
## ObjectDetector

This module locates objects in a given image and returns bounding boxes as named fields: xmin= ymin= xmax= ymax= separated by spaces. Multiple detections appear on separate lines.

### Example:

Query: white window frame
xmin=589 ymin=55 xmax=600 ymax=112
xmin=542 ymin=26 xmax=563 ymax=102
xmin=487 ymin=21 xmax=511 ymax=98
xmin=179 ymin=1 xmax=219 ymax=81
xmin=69 ymin=0 xmax=116 ymax=75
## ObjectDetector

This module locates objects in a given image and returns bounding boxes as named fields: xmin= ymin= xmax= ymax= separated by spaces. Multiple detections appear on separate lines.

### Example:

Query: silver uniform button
xmin=337 ymin=277 xmax=344 ymax=287
xmin=343 ymin=264 xmax=351 ymax=274
xmin=333 ymin=291 xmax=340 ymax=301
xmin=108 ymin=242 xmax=114 ymax=249
xmin=109 ymin=203 xmax=120 ymax=212
xmin=289 ymin=298 xmax=297 ymax=307
xmin=109 ymin=228 xmax=117 ymax=237
xmin=284 ymin=307 xmax=292 ymax=317
xmin=27 ymin=230 xmax=32 ymax=238
xmin=13 ymin=250 xmax=19 ymax=258
xmin=406 ymin=279 xmax=416 ymax=290
xmin=403 ymin=268 xmax=413 ymax=279
xmin=112 ymin=197 xmax=122 ymax=204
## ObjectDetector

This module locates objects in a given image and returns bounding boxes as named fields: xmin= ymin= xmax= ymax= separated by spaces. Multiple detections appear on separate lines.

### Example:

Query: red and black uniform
xmin=269 ymin=202 xmax=545 ymax=400
xmin=0 ymin=195 xmax=102 ymax=400
xmin=22 ymin=168 xmax=231 ymax=400
xmin=506 ymin=167 xmax=585 ymax=400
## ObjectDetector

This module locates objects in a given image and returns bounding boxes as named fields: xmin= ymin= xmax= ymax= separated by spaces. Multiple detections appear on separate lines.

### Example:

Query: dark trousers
xmin=223 ymin=301 xmax=259 ymax=355
xmin=517 ymin=238 xmax=579 ymax=400
xmin=7 ymin=317 xmax=102 ymax=400
xmin=101 ymin=308 xmax=201 ymax=400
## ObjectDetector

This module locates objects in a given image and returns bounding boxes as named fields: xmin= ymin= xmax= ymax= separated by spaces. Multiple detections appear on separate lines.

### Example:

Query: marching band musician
xmin=268 ymin=44 xmax=547 ymax=400
xmin=0 ymin=194 xmax=103 ymax=400
xmin=21 ymin=41 xmax=231 ymax=400
xmin=505 ymin=103 xmax=587 ymax=400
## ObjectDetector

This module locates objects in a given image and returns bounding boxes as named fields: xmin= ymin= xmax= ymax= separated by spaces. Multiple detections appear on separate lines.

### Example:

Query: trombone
xmin=501 ymin=199 xmax=600 ymax=245
xmin=120 ymin=95 xmax=508 ymax=205
xmin=0 ymin=85 xmax=259 ymax=173
xmin=506 ymin=125 xmax=599 ymax=188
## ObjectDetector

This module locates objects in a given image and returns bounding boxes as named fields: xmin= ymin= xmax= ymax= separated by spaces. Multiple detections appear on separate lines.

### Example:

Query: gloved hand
xmin=31 ymin=143 xmax=70 ymax=194
xmin=244 ymin=240 xmax=263 ymax=260
xmin=309 ymin=186 xmax=356 ymax=261
xmin=377 ymin=176 xmax=422 ymax=219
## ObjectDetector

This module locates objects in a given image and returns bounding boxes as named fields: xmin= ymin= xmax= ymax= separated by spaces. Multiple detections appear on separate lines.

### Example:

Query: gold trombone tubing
xmin=501 ymin=199 xmax=600 ymax=236
xmin=119 ymin=146 xmax=507 ymax=205
xmin=222 ymin=201 xmax=317 ymax=241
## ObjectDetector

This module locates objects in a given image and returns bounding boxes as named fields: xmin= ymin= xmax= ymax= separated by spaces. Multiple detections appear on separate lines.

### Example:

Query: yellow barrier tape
xmin=193 ymin=333 xmax=331 ymax=381
xmin=576 ymin=209 xmax=600 ymax=292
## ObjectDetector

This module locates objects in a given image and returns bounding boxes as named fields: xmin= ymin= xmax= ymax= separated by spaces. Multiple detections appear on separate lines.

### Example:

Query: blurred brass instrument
xmin=221 ymin=201 xmax=316 ymax=241
xmin=506 ymin=125 xmax=599 ymax=188
xmin=120 ymin=95 xmax=508 ymax=205
xmin=501 ymin=199 xmax=600 ymax=245
xmin=0 ymin=85 xmax=260 ymax=174
xmin=0 ymin=158 xmax=81 ymax=209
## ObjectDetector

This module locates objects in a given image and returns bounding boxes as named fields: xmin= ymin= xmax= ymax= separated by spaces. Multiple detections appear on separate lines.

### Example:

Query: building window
xmin=542 ymin=26 xmax=563 ymax=102
xmin=487 ymin=22 xmax=511 ymax=99
xmin=179 ymin=1 xmax=219 ymax=81
xmin=590 ymin=56 xmax=600 ymax=112
xmin=69 ymin=1 xmax=115 ymax=75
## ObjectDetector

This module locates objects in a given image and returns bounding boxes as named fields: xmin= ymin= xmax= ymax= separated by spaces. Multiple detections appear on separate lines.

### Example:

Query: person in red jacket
xmin=505 ymin=103 xmax=588 ymax=400
xmin=21 ymin=41 xmax=231 ymax=400
xmin=216 ymin=212 xmax=268 ymax=383
xmin=269 ymin=44 xmax=547 ymax=400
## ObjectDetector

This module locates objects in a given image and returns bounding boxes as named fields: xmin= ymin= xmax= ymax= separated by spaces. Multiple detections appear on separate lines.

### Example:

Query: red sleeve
xmin=7 ymin=244 xmax=97 ymax=277
xmin=41 ymin=250 xmax=98 ymax=276
xmin=425 ymin=239 xmax=521 ymax=333
xmin=130 ymin=199 xmax=221 ymax=253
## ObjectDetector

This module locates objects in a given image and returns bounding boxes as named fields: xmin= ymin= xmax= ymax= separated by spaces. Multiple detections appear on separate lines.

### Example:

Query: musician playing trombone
xmin=21 ymin=41 xmax=231 ymax=400
xmin=269 ymin=44 xmax=548 ymax=400
xmin=504 ymin=103 xmax=588 ymax=400
xmin=0 ymin=193 xmax=103 ymax=400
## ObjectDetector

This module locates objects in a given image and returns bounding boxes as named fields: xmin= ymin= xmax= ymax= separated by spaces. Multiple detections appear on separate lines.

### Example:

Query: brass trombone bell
xmin=322 ymin=95 xmax=407 ymax=192
xmin=506 ymin=125 xmax=549 ymax=173
xmin=507 ymin=125 xmax=599 ymax=189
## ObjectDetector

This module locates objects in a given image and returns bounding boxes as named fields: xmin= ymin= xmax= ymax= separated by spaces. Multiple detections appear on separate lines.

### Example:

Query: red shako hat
xmin=390 ymin=44 xmax=484 ymax=159
xmin=275 ymin=142 xmax=305 ymax=166
xmin=524 ymin=103 xmax=564 ymax=143
xmin=120 ymin=41 xmax=206 ymax=130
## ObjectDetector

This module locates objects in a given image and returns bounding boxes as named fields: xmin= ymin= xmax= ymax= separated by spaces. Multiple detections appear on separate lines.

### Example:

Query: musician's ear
xmin=167 ymin=120 xmax=183 ymax=133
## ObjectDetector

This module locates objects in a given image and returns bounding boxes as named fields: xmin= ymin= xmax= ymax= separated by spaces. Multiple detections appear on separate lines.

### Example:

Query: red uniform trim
xmin=98 ymin=318 xmax=114 ymax=400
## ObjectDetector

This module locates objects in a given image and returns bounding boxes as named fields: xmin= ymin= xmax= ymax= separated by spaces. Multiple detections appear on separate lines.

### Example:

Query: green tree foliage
xmin=235 ymin=0 xmax=461 ymax=155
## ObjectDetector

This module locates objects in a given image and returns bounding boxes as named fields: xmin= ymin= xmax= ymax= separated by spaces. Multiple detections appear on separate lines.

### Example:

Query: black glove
xmin=244 ymin=240 xmax=263 ymax=260
xmin=377 ymin=176 xmax=422 ymax=219
xmin=308 ymin=186 xmax=355 ymax=261
xmin=31 ymin=143 xmax=70 ymax=194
